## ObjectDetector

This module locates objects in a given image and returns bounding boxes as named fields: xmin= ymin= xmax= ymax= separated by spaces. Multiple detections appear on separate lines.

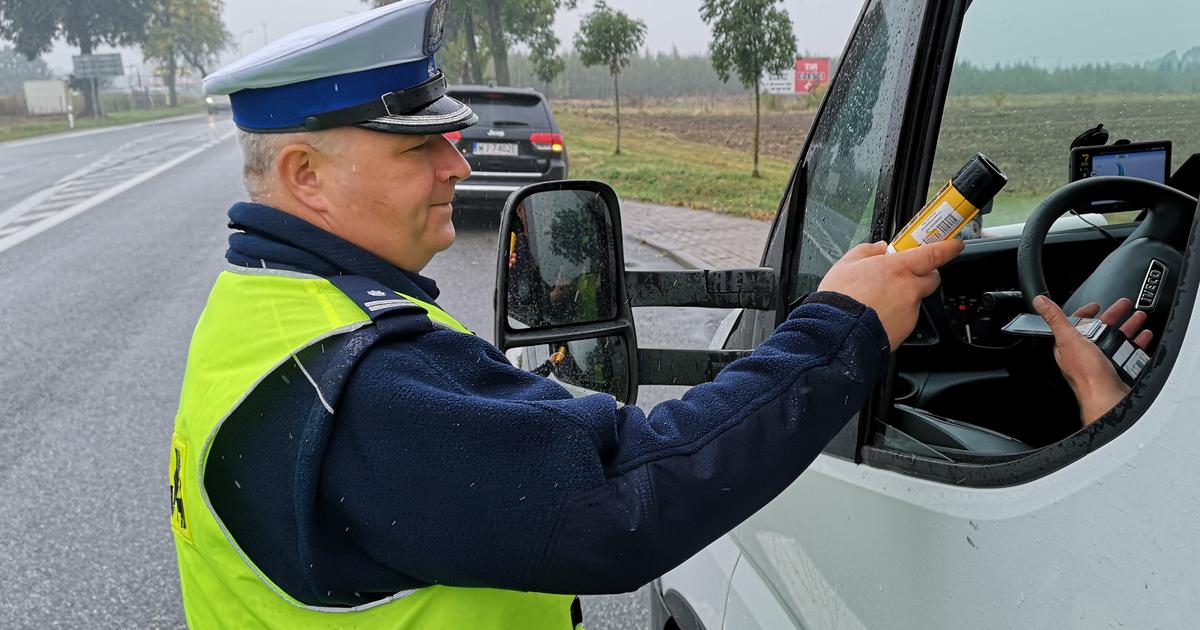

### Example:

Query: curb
xmin=628 ymin=231 xmax=711 ymax=270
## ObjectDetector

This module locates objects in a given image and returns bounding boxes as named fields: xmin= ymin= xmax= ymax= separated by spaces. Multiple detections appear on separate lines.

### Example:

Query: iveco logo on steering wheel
xmin=1137 ymin=259 xmax=1168 ymax=311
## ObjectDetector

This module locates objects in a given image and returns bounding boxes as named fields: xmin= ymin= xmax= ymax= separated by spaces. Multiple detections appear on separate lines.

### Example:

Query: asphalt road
xmin=0 ymin=115 xmax=728 ymax=629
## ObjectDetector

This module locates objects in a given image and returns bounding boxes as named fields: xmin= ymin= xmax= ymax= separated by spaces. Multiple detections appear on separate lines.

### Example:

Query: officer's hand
xmin=818 ymin=239 xmax=964 ymax=350
xmin=1034 ymin=296 xmax=1150 ymax=426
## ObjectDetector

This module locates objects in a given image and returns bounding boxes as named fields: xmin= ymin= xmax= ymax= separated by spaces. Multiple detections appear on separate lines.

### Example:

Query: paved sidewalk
xmin=619 ymin=199 xmax=771 ymax=269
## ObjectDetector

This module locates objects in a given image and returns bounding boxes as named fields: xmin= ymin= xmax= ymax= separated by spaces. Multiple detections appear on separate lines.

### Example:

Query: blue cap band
xmin=230 ymin=56 xmax=439 ymax=131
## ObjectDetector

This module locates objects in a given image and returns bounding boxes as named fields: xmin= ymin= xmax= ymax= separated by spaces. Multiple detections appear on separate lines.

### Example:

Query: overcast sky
xmin=34 ymin=0 xmax=1200 ymax=76
xmin=37 ymin=0 xmax=863 ymax=75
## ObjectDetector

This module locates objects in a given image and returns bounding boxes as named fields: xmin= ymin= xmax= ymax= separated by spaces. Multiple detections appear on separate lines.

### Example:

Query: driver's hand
xmin=1033 ymin=296 xmax=1153 ymax=426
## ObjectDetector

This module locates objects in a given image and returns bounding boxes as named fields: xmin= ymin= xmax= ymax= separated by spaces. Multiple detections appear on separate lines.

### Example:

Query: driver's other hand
xmin=818 ymin=239 xmax=965 ymax=351
xmin=1033 ymin=295 xmax=1134 ymax=427
xmin=1071 ymin=298 xmax=1154 ymax=350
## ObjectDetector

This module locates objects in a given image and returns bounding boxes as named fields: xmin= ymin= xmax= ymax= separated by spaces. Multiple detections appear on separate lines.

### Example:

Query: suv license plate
xmin=473 ymin=142 xmax=519 ymax=156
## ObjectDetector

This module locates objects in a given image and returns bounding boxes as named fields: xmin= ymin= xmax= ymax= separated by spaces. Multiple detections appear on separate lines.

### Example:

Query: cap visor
xmin=355 ymin=94 xmax=477 ymax=135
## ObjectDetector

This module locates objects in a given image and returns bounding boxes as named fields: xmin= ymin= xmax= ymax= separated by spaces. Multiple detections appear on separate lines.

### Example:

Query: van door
xmin=723 ymin=0 xmax=938 ymax=456
xmin=722 ymin=0 xmax=940 ymax=625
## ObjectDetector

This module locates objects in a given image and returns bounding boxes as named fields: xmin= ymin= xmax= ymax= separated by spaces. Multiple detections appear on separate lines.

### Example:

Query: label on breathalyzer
xmin=1112 ymin=340 xmax=1150 ymax=381
xmin=911 ymin=201 xmax=966 ymax=245
xmin=1122 ymin=345 xmax=1150 ymax=380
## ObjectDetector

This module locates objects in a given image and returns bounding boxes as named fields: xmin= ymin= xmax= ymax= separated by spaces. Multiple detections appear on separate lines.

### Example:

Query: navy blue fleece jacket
xmin=216 ymin=203 xmax=890 ymax=604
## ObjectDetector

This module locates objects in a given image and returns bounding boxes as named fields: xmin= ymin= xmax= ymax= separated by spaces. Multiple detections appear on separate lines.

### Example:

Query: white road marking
xmin=0 ymin=156 xmax=127 ymax=229
xmin=0 ymin=185 xmax=63 ymax=229
xmin=803 ymin=230 xmax=839 ymax=265
xmin=0 ymin=129 xmax=236 ymax=255
xmin=15 ymin=210 xmax=63 ymax=223
xmin=0 ymin=114 xmax=208 ymax=150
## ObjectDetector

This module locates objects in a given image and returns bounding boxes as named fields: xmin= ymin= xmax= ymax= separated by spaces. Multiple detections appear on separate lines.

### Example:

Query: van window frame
xmin=857 ymin=0 xmax=1199 ymax=486
xmin=769 ymin=0 xmax=943 ymax=460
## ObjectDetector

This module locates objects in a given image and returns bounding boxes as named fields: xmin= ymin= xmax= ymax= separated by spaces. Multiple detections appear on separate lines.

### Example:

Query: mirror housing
xmin=495 ymin=180 xmax=640 ymax=402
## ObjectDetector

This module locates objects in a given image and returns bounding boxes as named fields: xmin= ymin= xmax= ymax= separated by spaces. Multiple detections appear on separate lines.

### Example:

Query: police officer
xmin=168 ymin=0 xmax=963 ymax=627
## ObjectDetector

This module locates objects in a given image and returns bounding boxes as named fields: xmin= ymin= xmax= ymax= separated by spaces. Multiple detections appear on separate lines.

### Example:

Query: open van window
xmin=927 ymin=0 xmax=1199 ymax=234
xmin=860 ymin=0 xmax=1200 ymax=486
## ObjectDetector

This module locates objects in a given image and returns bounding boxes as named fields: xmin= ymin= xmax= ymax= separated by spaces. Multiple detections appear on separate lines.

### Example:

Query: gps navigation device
xmin=1070 ymin=141 xmax=1172 ymax=211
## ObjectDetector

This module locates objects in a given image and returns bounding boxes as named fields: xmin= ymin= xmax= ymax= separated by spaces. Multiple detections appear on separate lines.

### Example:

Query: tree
xmin=142 ymin=0 xmax=230 ymax=107
xmin=493 ymin=0 xmax=576 ymax=85
xmin=574 ymin=1 xmax=645 ymax=155
xmin=441 ymin=0 xmax=486 ymax=84
xmin=701 ymin=0 xmax=797 ymax=177
xmin=370 ymin=0 xmax=574 ymax=86
xmin=0 ymin=46 xmax=53 ymax=96
xmin=0 ymin=0 xmax=155 ymax=115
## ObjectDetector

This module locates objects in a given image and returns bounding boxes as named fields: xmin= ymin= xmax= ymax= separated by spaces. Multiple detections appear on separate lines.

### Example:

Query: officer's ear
xmin=274 ymin=140 xmax=333 ymax=212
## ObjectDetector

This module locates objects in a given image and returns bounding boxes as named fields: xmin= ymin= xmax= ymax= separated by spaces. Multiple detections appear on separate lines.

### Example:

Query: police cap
xmin=202 ymin=0 xmax=477 ymax=135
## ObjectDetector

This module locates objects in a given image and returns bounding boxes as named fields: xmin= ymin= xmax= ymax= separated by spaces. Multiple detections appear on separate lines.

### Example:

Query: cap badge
xmin=425 ymin=0 xmax=448 ymax=56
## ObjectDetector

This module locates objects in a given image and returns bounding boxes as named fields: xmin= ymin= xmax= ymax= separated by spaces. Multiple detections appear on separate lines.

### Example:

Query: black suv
xmin=445 ymin=85 xmax=568 ymax=210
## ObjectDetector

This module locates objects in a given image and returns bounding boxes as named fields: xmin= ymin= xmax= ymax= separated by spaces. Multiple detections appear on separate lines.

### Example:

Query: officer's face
xmin=317 ymin=127 xmax=471 ymax=271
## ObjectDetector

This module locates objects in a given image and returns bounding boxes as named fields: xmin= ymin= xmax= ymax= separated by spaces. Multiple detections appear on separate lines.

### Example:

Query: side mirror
xmin=495 ymin=180 xmax=779 ymax=405
xmin=495 ymin=180 xmax=639 ymax=403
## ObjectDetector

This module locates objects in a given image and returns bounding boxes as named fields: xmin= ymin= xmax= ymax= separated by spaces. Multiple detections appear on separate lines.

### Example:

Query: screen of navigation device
xmin=1069 ymin=141 xmax=1172 ymax=211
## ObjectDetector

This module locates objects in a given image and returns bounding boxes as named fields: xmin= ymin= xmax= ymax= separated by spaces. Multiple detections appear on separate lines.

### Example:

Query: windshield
xmin=930 ymin=0 xmax=1200 ymax=231
xmin=449 ymin=92 xmax=553 ymax=127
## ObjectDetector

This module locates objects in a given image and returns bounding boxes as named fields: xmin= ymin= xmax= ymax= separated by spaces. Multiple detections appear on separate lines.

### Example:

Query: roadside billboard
xmin=23 ymin=80 xmax=70 ymax=116
xmin=762 ymin=71 xmax=796 ymax=95
xmin=760 ymin=58 xmax=832 ymax=95
xmin=794 ymin=58 xmax=831 ymax=94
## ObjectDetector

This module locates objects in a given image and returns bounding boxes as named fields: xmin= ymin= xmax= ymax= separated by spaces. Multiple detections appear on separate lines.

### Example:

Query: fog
xmin=35 ymin=0 xmax=862 ymax=75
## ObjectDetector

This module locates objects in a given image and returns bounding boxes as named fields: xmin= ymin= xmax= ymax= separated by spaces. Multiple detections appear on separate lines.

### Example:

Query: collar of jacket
xmin=225 ymin=202 xmax=441 ymax=303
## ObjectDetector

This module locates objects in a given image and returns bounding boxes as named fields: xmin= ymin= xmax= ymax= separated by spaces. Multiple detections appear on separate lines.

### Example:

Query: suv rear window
xmin=450 ymin=92 xmax=552 ymax=128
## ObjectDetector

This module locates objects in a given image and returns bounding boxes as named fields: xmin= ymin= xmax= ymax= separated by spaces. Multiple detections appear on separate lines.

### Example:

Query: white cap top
xmin=204 ymin=0 xmax=445 ymax=96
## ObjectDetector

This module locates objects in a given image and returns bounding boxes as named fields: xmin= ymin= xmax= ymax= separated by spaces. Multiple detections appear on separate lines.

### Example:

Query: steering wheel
xmin=1017 ymin=176 xmax=1197 ymax=335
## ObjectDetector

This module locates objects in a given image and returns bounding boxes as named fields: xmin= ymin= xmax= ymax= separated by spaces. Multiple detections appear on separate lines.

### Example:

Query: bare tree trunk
xmin=463 ymin=13 xmax=483 ymax=84
xmin=167 ymin=46 xmax=178 ymax=107
xmin=79 ymin=37 xmax=99 ymax=117
xmin=752 ymin=77 xmax=761 ymax=178
xmin=164 ymin=4 xmax=178 ymax=108
xmin=613 ymin=71 xmax=621 ymax=155
xmin=484 ymin=0 xmax=509 ymax=85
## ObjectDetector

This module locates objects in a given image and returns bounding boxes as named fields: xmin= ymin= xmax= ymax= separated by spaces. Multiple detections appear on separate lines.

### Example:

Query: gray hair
xmin=236 ymin=129 xmax=334 ymax=200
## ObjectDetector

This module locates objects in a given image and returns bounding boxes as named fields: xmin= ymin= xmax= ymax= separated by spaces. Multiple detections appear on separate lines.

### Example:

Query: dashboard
xmin=916 ymin=225 xmax=1136 ymax=352
xmin=895 ymin=223 xmax=1141 ymax=444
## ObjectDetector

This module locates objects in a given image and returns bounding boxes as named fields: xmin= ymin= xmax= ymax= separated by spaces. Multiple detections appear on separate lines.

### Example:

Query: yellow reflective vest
xmin=169 ymin=266 xmax=578 ymax=629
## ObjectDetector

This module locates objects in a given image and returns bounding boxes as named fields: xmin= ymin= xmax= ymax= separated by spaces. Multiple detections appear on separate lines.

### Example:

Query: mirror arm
xmin=624 ymin=268 xmax=778 ymax=309
xmin=501 ymin=320 xmax=633 ymax=349
xmin=636 ymin=348 xmax=754 ymax=386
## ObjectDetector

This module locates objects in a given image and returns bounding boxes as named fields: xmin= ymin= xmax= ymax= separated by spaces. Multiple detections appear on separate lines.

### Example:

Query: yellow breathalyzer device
xmin=888 ymin=153 xmax=1008 ymax=253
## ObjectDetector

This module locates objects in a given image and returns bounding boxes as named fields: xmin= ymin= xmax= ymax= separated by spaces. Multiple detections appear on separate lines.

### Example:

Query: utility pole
xmin=262 ymin=22 xmax=269 ymax=46
xmin=239 ymin=30 xmax=255 ymax=56
xmin=92 ymin=78 xmax=101 ymax=119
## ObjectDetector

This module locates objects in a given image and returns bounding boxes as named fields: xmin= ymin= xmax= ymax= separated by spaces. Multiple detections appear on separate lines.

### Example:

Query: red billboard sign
xmin=794 ymin=58 xmax=831 ymax=94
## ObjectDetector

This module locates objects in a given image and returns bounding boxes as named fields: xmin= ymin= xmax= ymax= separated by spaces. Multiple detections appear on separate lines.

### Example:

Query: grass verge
xmin=556 ymin=111 xmax=792 ymax=220
xmin=0 ymin=104 xmax=207 ymax=144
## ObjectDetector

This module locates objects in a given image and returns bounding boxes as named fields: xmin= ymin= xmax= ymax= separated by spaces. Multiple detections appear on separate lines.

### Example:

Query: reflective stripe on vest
xmin=170 ymin=267 xmax=576 ymax=629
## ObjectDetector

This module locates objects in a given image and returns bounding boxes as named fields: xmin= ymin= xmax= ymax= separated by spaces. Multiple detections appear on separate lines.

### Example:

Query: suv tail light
xmin=443 ymin=131 xmax=462 ymax=143
xmin=530 ymin=132 xmax=564 ymax=153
